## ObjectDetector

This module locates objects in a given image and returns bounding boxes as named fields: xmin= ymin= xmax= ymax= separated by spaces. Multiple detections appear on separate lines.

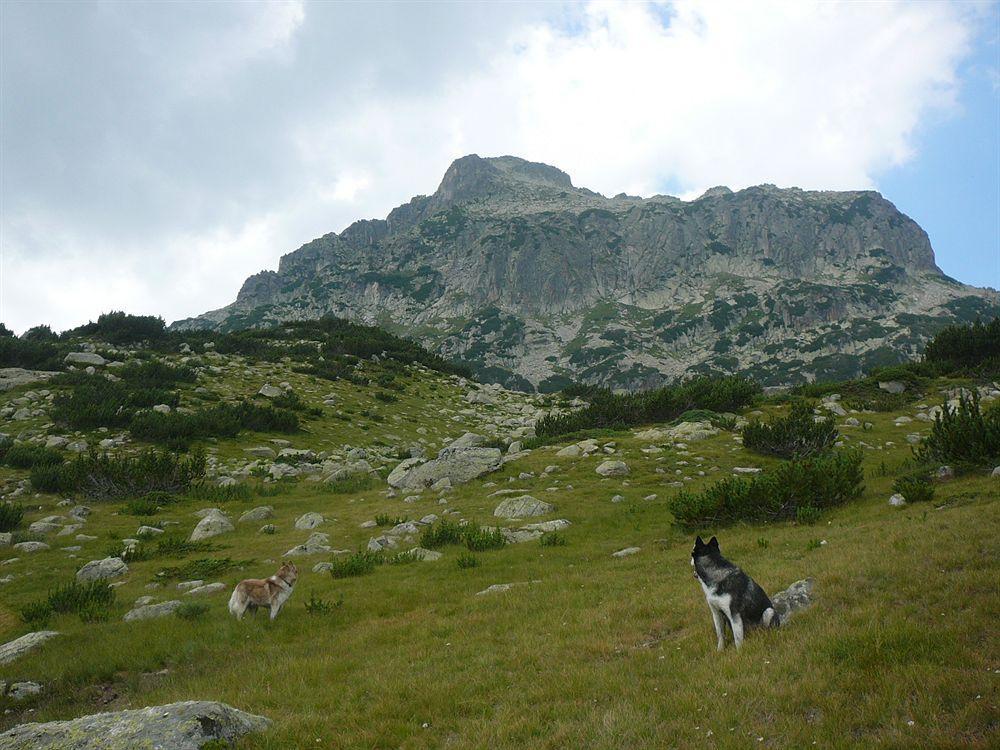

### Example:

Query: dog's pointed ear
xmin=695 ymin=535 xmax=704 ymax=547
xmin=708 ymin=536 xmax=719 ymax=548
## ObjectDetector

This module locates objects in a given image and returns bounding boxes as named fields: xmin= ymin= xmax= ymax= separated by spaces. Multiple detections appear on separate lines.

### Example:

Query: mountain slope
xmin=174 ymin=155 xmax=998 ymax=390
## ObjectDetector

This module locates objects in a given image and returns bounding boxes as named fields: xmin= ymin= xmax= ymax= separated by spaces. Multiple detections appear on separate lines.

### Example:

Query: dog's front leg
xmin=730 ymin=613 xmax=744 ymax=650
xmin=711 ymin=606 xmax=726 ymax=651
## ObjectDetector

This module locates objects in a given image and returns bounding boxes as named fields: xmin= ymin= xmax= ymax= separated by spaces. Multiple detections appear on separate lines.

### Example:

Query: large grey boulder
xmin=258 ymin=384 xmax=283 ymax=398
xmin=595 ymin=460 xmax=629 ymax=477
xmin=0 ymin=631 xmax=59 ymax=666
xmin=771 ymin=578 xmax=815 ymax=621
xmin=0 ymin=700 xmax=270 ymax=749
xmin=664 ymin=421 xmax=718 ymax=442
xmin=493 ymin=495 xmax=554 ymax=519
xmin=294 ymin=512 xmax=325 ymax=530
xmin=64 ymin=352 xmax=106 ymax=367
xmin=387 ymin=447 xmax=503 ymax=490
xmin=878 ymin=380 xmax=906 ymax=394
xmin=76 ymin=557 xmax=128 ymax=582
xmin=239 ymin=506 xmax=274 ymax=523
xmin=123 ymin=600 xmax=183 ymax=621
xmin=447 ymin=432 xmax=488 ymax=449
xmin=284 ymin=532 xmax=331 ymax=557
xmin=189 ymin=510 xmax=233 ymax=541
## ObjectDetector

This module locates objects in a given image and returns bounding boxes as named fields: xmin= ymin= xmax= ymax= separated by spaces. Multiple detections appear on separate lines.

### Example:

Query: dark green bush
xmin=915 ymin=392 xmax=1000 ymax=469
xmin=175 ymin=602 xmax=210 ymax=621
xmin=129 ymin=401 xmax=299 ymax=450
xmin=741 ymin=402 xmax=838 ymax=459
xmin=536 ymin=376 xmax=760 ymax=439
xmin=66 ymin=311 xmax=166 ymax=345
xmin=419 ymin=520 xmax=506 ymax=551
xmin=669 ymin=450 xmax=865 ymax=528
xmin=2 ymin=442 xmax=65 ymax=469
xmin=185 ymin=482 xmax=253 ymax=503
xmin=30 ymin=449 xmax=206 ymax=499
xmin=328 ymin=550 xmax=382 ymax=578
xmin=923 ymin=317 xmax=1000 ymax=373
xmin=893 ymin=472 xmax=935 ymax=503
xmin=456 ymin=552 xmax=480 ymax=569
xmin=46 ymin=579 xmax=116 ymax=619
xmin=0 ymin=502 xmax=24 ymax=532
xmin=51 ymin=374 xmax=178 ymax=430
xmin=540 ymin=531 xmax=568 ymax=547
xmin=0 ymin=335 xmax=63 ymax=370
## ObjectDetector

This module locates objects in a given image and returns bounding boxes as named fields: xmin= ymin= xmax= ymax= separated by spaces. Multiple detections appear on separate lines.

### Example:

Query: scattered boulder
xmin=387 ymin=447 xmax=502 ymax=490
xmin=13 ymin=541 xmax=49 ymax=553
xmin=244 ymin=446 xmax=276 ymax=458
xmin=595 ymin=460 xmax=629 ymax=477
xmin=189 ymin=510 xmax=233 ymax=541
xmin=448 ymin=432 xmax=488 ymax=449
xmin=408 ymin=547 xmax=442 ymax=561
xmin=6 ymin=681 xmax=43 ymax=701
xmin=76 ymin=557 xmax=128 ymax=582
xmin=0 ymin=631 xmax=59 ymax=666
xmin=771 ymin=578 xmax=815 ymax=621
xmin=239 ymin=506 xmax=274 ymax=523
xmin=664 ymin=421 xmax=718 ymax=442
xmin=258 ymin=384 xmax=284 ymax=398
xmin=878 ymin=380 xmax=906 ymax=394
xmin=284 ymin=532 xmax=331 ymax=557
xmin=888 ymin=494 xmax=907 ymax=507
xmin=294 ymin=512 xmax=325 ymax=530
xmin=612 ymin=547 xmax=641 ymax=558
xmin=493 ymin=495 xmax=554 ymax=519
xmin=935 ymin=465 xmax=954 ymax=481
xmin=64 ymin=352 xmax=106 ymax=367
xmin=123 ymin=601 xmax=183 ymax=622
xmin=556 ymin=444 xmax=582 ymax=458
xmin=185 ymin=582 xmax=226 ymax=596
xmin=0 ymin=700 xmax=270 ymax=749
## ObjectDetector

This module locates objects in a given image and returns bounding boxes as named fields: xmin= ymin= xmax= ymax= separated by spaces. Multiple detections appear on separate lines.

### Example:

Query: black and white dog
xmin=691 ymin=536 xmax=779 ymax=650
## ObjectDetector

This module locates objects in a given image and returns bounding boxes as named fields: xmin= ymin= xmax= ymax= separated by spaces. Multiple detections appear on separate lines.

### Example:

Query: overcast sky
xmin=2 ymin=0 xmax=998 ymax=334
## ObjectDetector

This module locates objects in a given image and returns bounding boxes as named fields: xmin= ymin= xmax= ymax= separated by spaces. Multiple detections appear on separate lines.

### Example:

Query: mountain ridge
xmin=173 ymin=155 xmax=998 ymax=390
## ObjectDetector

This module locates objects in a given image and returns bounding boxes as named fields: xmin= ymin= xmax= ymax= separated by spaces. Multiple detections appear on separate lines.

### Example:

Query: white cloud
xmin=1 ymin=0 xmax=985 ymax=333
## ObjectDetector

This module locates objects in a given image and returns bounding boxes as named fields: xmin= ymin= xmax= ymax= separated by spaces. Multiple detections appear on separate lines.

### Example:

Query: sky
xmin=1 ymin=0 xmax=998 ymax=335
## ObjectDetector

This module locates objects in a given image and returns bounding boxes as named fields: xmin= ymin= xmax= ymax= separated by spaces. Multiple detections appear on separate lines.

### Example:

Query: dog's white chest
xmin=699 ymin=579 xmax=732 ymax=616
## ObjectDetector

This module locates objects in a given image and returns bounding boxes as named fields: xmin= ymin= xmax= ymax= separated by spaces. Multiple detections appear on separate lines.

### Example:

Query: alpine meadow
xmin=2 ymin=1 xmax=999 ymax=748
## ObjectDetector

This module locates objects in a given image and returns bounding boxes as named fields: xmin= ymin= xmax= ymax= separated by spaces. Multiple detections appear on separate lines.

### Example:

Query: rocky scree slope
xmin=174 ymin=155 xmax=998 ymax=390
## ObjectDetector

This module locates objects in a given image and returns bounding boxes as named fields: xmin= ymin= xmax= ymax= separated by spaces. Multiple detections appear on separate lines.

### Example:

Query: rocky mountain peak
xmin=174 ymin=155 xmax=997 ymax=391
xmin=434 ymin=154 xmax=574 ymax=205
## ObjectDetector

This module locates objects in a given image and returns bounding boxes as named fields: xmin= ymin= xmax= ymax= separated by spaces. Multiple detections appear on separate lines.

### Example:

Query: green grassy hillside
xmin=0 ymin=327 xmax=997 ymax=748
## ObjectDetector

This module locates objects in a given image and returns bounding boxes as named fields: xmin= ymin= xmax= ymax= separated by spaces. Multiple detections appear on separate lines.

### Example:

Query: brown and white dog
xmin=228 ymin=561 xmax=298 ymax=621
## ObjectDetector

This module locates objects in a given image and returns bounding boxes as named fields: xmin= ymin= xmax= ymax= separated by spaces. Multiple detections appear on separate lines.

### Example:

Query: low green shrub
xmin=456 ymin=552 xmax=480 ymax=569
xmin=669 ymin=450 xmax=865 ymax=529
xmin=741 ymin=402 xmax=838 ymax=459
xmin=31 ymin=449 xmax=205 ymax=499
xmin=122 ymin=492 xmax=176 ymax=516
xmin=375 ymin=514 xmax=407 ymax=527
xmin=129 ymin=401 xmax=299 ymax=450
xmin=537 ymin=375 xmax=760 ymax=439
xmin=328 ymin=550 xmax=382 ymax=579
xmin=0 ymin=502 xmax=24 ymax=532
xmin=157 ymin=558 xmax=248 ymax=580
xmin=420 ymin=520 xmax=506 ymax=551
xmin=893 ymin=472 xmax=936 ymax=503
xmin=175 ymin=602 xmax=210 ymax=621
xmin=21 ymin=579 xmax=118 ymax=625
xmin=324 ymin=473 xmax=379 ymax=494
xmin=915 ymin=392 xmax=1000 ymax=469
xmin=304 ymin=591 xmax=343 ymax=615
xmin=540 ymin=531 xmax=568 ymax=547
xmin=2 ymin=442 xmax=65 ymax=469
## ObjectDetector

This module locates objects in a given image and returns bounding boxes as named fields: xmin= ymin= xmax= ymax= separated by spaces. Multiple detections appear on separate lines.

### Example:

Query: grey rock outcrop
xmin=189 ymin=510 xmax=233 ymax=541
xmin=76 ymin=557 xmax=128 ymax=582
xmin=493 ymin=495 xmax=554 ymax=519
xmin=0 ymin=700 xmax=270 ymax=749
xmin=123 ymin=600 xmax=183 ymax=621
xmin=387 ymin=447 xmax=502 ymax=490
xmin=771 ymin=578 xmax=815 ymax=621
xmin=0 ymin=631 xmax=59 ymax=666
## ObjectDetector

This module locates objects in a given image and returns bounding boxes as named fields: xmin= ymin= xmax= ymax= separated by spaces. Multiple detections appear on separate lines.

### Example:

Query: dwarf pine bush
xmin=328 ymin=550 xmax=382 ymax=578
xmin=915 ymin=392 xmax=1000 ymax=469
xmin=2 ymin=443 xmax=64 ymax=470
xmin=537 ymin=375 xmax=760 ymax=439
xmin=741 ymin=402 xmax=838 ymax=459
xmin=669 ymin=450 xmax=864 ymax=529
xmin=30 ymin=449 xmax=205 ymax=499
xmin=893 ymin=472 xmax=936 ymax=504
xmin=0 ymin=502 xmax=24 ymax=532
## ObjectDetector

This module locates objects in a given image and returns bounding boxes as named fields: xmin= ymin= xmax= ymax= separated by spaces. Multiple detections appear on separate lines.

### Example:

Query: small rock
xmin=294 ymin=512 xmax=325 ymax=530
xmin=123 ymin=600 xmax=183 ymax=621
xmin=889 ymin=494 xmax=907 ymax=507
xmin=76 ymin=557 xmax=128 ymax=582
xmin=595 ymin=460 xmax=629 ymax=477
xmin=612 ymin=547 xmax=641 ymax=558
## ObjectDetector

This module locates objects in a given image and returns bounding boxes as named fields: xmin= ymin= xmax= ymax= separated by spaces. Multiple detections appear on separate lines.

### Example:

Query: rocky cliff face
xmin=173 ymin=155 xmax=998 ymax=390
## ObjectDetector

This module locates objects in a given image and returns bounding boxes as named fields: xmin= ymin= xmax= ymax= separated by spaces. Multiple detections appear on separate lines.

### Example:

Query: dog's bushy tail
xmin=227 ymin=586 xmax=243 ymax=617
xmin=762 ymin=607 xmax=781 ymax=629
